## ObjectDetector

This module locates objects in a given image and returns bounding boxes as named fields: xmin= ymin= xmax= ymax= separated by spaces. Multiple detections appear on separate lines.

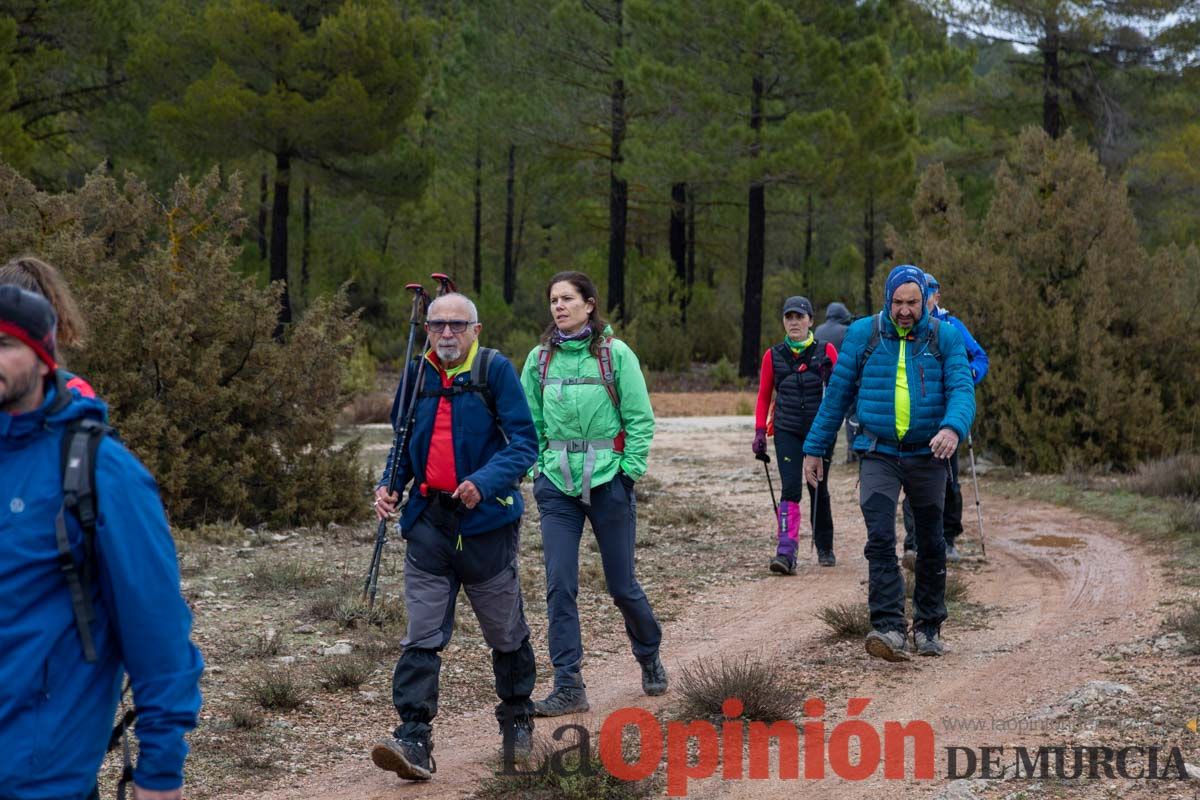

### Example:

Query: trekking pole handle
xmin=431 ymin=272 xmax=456 ymax=296
xmin=755 ymin=452 xmax=771 ymax=464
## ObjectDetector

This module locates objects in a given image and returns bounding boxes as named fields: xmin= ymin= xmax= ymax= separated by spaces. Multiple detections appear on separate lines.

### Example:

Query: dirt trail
xmin=231 ymin=417 xmax=1165 ymax=800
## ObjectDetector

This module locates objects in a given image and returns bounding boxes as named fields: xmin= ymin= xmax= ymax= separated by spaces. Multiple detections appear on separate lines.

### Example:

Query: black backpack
xmin=417 ymin=346 xmax=507 ymax=438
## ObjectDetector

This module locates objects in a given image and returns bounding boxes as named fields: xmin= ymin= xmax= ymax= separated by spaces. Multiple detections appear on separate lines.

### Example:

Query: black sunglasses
xmin=426 ymin=319 xmax=474 ymax=333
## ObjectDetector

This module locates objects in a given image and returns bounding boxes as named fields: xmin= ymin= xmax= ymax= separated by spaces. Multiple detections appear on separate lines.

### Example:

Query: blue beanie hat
xmin=884 ymin=264 xmax=927 ymax=312
xmin=924 ymin=272 xmax=940 ymax=291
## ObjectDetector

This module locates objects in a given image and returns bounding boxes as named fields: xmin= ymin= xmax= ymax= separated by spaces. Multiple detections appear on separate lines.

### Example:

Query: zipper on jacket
xmin=919 ymin=365 xmax=926 ymax=398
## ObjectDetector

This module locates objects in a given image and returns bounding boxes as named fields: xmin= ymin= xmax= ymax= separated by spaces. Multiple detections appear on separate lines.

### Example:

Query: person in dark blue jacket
xmin=802 ymin=266 xmax=975 ymax=662
xmin=0 ymin=286 xmax=203 ymax=800
xmin=371 ymin=292 xmax=539 ymax=782
xmin=902 ymin=273 xmax=989 ymax=565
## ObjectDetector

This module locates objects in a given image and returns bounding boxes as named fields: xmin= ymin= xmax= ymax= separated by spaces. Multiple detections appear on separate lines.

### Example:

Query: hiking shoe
xmin=817 ymin=550 xmax=836 ymax=567
xmin=864 ymin=629 xmax=912 ymax=662
xmin=533 ymin=685 xmax=589 ymax=717
xmin=913 ymin=628 xmax=945 ymax=657
xmin=901 ymin=549 xmax=916 ymax=572
xmin=769 ymin=555 xmax=796 ymax=575
xmin=500 ymin=715 xmax=535 ymax=762
xmin=640 ymin=655 xmax=669 ymax=696
xmin=371 ymin=737 xmax=435 ymax=781
xmin=945 ymin=543 xmax=962 ymax=563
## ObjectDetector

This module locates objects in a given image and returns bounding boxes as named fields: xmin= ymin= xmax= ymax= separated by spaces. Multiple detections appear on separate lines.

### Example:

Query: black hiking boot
xmin=769 ymin=555 xmax=796 ymax=575
xmin=533 ymin=685 xmax=589 ymax=717
xmin=371 ymin=736 xmax=435 ymax=781
xmin=640 ymin=654 xmax=669 ymax=696
xmin=817 ymin=550 xmax=836 ymax=567
xmin=945 ymin=543 xmax=962 ymax=563
xmin=500 ymin=714 xmax=535 ymax=763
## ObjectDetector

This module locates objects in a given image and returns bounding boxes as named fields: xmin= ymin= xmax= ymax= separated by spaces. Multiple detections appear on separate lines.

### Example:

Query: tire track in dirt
xmin=230 ymin=417 xmax=1165 ymax=800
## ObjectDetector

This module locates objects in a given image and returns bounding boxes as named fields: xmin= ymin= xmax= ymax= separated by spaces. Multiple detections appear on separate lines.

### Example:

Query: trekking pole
xmin=431 ymin=272 xmax=456 ymax=295
xmin=966 ymin=433 xmax=986 ymax=558
xmin=755 ymin=452 xmax=779 ymax=519
xmin=364 ymin=283 xmax=430 ymax=609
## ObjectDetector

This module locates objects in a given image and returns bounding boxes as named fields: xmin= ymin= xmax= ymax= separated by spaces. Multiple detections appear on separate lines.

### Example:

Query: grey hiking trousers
xmin=392 ymin=502 xmax=535 ymax=741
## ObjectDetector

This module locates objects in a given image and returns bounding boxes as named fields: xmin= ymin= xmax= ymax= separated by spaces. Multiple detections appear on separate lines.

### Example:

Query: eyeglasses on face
xmin=425 ymin=319 xmax=474 ymax=333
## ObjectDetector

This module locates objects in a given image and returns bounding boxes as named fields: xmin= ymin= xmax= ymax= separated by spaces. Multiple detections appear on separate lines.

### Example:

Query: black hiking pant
xmin=775 ymin=428 xmax=834 ymax=552
xmin=859 ymin=453 xmax=948 ymax=636
xmin=901 ymin=451 xmax=963 ymax=549
xmin=391 ymin=504 xmax=535 ymax=743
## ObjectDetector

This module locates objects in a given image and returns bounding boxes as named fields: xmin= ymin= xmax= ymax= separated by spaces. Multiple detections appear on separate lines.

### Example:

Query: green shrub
xmin=243 ymin=667 xmax=307 ymax=711
xmin=1128 ymin=454 xmax=1200 ymax=501
xmin=890 ymin=130 xmax=1200 ymax=471
xmin=0 ymin=166 xmax=368 ymax=526
xmin=817 ymin=603 xmax=872 ymax=639
xmin=317 ymin=656 xmax=375 ymax=691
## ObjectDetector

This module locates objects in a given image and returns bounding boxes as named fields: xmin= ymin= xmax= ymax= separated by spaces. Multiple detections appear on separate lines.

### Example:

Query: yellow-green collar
xmin=426 ymin=339 xmax=479 ymax=377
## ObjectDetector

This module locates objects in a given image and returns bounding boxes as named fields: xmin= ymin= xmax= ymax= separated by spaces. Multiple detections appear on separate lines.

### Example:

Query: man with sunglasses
xmin=371 ymin=293 xmax=539 ymax=781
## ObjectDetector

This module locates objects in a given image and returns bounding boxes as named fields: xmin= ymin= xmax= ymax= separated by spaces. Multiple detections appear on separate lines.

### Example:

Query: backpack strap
xmin=595 ymin=337 xmax=620 ymax=409
xmin=57 ymin=417 xmax=110 ymax=663
xmin=536 ymin=345 xmax=554 ymax=387
xmin=855 ymin=313 xmax=884 ymax=388
xmin=923 ymin=316 xmax=942 ymax=362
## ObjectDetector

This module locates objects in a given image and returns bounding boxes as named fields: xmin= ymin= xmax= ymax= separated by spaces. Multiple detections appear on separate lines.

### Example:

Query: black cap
xmin=782 ymin=295 xmax=813 ymax=318
xmin=0 ymin=284 xmax=58 ymax=368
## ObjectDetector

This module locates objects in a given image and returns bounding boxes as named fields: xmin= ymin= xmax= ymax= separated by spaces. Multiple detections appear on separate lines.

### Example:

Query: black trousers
xmin=774 ymin=428 xmax=834 ymax=552
xmin=902 ymin=450 xmax=962 ymax=549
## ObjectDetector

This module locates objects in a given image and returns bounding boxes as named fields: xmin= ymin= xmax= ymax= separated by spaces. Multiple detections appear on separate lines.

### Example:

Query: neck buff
xmin=551 ymin=322 xmax=593 ymax=346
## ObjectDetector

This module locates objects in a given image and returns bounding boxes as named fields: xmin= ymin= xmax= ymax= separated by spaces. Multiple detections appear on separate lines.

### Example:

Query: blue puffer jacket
xmin=379 ymin=345 xmax=538 ymax=536
xmin=0 ymin=381 xmax=203 ymax=798
xmin=804 ymin=271 xmax=976 ymax=458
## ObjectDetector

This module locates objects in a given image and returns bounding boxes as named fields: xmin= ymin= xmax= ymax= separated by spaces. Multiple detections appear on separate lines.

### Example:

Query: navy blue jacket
xmin=0 ymin=382 xmax=203 ymax=797
xmin=378 ymin=346 xmax=538 ymax=536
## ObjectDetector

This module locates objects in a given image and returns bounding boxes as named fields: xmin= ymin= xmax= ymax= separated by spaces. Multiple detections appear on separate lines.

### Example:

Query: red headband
xmin=0 ymin=320 xmax=58 ymax=370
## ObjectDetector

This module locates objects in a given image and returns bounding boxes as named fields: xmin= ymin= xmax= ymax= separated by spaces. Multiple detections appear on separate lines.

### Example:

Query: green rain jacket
xmin=521 ymin=327 xmax=655 ymax=502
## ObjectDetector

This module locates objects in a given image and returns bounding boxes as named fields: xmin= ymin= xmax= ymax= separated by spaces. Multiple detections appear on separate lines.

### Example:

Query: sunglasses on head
xmin=426 ymin=319 xmax=473 ymax=333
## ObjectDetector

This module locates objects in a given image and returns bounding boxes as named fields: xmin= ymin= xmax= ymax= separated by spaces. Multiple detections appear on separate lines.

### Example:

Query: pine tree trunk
xmin=739 ymin=74 xmax=766 ymax=379
xmin=270 ymin=150 xmax=292 ymax=338
xmin=503 ymin=144 xmax=517 ymax=304
xmin=257 ymin=169 xmax=268 ymax=261
xmin=473 ymin=144 xmax=483 ymax=294
xmin=804 ymin=192 xmax=814 ymax=265
xmin=862 ymin=192 xmax=876 ymax=314
xmin=301 ymin=182 xmax=311 ymax=305
xmin=1042 ymin=13 xmax=1062 ymax=139
xmin=607 ymin=0 xmax=628 ymax=319
xmin=670 ymin=181 xmax=687 ymax=320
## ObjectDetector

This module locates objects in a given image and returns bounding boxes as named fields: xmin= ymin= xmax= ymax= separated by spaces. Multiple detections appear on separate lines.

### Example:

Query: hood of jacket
xmin=823 ymin=302 xmax=851 ymax=325
xmin=882 ymin=264 xmax=929 ymax=329
xmin=0 ymin=372 xmax=107 ymax=445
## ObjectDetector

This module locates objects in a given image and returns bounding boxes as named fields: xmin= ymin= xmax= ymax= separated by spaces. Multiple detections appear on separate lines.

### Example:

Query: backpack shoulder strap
xmin=924 ymin=317 xmax=942 ymax=362
xmin=596 ymin=337 xmax=620 ymax=409
xmin=536 ymin=345 xmax=554 ymax=386
xmin=58 ymin=417 xmax=111 ymax=663
xmin=855 ymin=314 xmax=884 ymax=388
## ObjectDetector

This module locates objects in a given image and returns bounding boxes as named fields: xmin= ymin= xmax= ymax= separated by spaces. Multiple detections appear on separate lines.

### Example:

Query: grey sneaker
xmin=945 ymin=543 xmax=962 ymax=563
xmin=901 ymin=549 xmax=916 ymax=572
xmin=769 ymin=555 xmax=796 ymax=575
xmin=500 ymin=714 xmax=535 ymax=762
xmin=533 ymin=685 xmax=589 ymax=717
xmin=864 ymin=629 xmax=912 ymax=662
xmin=913 ymin=628 xmax=945 ymax=657
xmin=817 ymin=550 xmax=836 ymax=567
xmin=371 ymin=737 xmax=435 ymax=781
xmin=640 ymin=655 xmax=669 ymax=696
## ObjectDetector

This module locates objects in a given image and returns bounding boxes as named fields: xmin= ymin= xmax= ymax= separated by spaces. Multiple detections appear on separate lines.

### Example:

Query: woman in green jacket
xmin=521 ymin=270 xmax=666 ymax=716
